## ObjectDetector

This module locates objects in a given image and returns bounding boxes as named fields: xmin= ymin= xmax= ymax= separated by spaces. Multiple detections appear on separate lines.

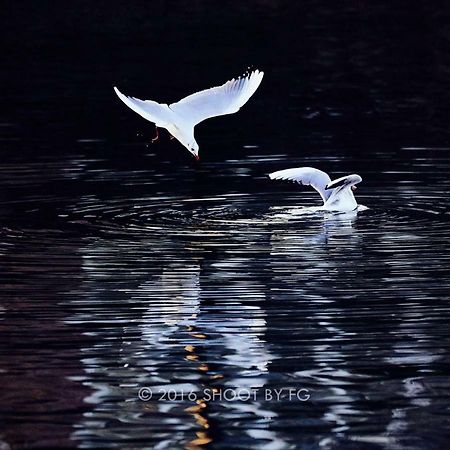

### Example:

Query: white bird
xmin=114 ymin=70 xmax=264 ymax=160
xmin=269 ymin=167 xmax=362 ymax=212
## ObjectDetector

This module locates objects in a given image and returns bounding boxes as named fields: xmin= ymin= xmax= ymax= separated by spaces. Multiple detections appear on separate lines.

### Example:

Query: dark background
xmin=2 ymin=1 xmax=450 ymax=160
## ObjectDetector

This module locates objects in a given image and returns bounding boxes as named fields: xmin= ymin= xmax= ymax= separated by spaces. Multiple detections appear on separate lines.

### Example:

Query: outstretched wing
xmin=269 ymin=167 xmax=333 ymax=203
xmin=114 ymin=87 xmax=173 ymax=127
xmin=169 ymin=70 xmax=264 ymax=126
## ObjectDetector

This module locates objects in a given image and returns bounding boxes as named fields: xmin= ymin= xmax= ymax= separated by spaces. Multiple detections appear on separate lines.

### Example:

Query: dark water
xmin=2 ymin=2 xmax=450 ymax=449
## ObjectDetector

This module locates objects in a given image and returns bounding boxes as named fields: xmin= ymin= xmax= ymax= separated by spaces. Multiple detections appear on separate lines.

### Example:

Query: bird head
xmin=189 ymin=142 xmax=200 ymax=161
xmin=325 ymin=174 xmax=362 ymax=191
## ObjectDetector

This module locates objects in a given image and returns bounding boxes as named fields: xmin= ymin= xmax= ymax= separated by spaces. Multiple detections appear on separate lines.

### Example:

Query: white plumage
xmin=114 ymin=69 xmax=264 ymax=159
xmin=269 ymin=167 xmax=362 ymax=212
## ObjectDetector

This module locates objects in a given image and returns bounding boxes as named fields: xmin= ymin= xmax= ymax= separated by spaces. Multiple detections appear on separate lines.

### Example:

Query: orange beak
xmin=195 ymin=154 xmax=200 ymax=161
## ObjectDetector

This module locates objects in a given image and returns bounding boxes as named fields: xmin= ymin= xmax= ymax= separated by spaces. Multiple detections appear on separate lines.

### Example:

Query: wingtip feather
xmin=268 ymin=171 xmax=284 ymax=180
xmin=114 ymin=86 xmax=125 ymax=99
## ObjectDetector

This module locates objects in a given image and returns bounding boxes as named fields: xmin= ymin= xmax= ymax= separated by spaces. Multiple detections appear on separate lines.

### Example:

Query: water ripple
xmin=1 ymin=149 xmax=450 ymax=449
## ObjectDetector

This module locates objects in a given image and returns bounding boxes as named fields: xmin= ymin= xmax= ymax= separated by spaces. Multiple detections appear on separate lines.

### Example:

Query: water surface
xmin=1 ymin=2 xmax=450 ymax=449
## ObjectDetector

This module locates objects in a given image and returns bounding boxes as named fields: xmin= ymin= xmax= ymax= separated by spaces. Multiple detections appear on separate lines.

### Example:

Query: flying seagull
xmin=269 ymin=167 xmax=362 ymax=212
xmin=114 ymin=69 xmax=264 ymax=160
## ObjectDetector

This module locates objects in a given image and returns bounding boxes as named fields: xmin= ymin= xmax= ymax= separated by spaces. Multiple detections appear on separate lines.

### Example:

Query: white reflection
xmin=69 ymin=234 xmax=285 ymax=449
xmin=269 ymin=209 xmax=362 ymax=287
xmin=270 ymin=213 xmax=364 ymax=434
xmin=267 ymin=204 xmax=367 ymax=224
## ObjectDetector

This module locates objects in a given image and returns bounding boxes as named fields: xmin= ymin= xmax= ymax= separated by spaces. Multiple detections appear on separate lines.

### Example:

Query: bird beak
xmin=351 ymin=186 xmax=357 ymax=191
xmin=194 ymin=154 xmax=200 ymax=161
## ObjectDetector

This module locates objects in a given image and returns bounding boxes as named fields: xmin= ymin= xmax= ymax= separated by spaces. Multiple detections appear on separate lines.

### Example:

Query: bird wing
xmin=169 ymin=70 xmax=264 ymax=126
xmin=269 ymin=167 xmax=333 ymax=203
xmin=114 ymin=87 xmax=173 ymax=127
xmin=326 ymin=174 xmax=362 ymax=190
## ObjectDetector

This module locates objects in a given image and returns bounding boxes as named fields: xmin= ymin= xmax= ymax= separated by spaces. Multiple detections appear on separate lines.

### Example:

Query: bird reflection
xmin=269 ymin=212 xmax=365 ymax=436
xmin=269 ymin=208 xmax=363 ymax=287
xmin=69 ymin=233 xmax=285 ymax=449
xmin=267 ymin=204 xmax=365 ymax=224
xmin=135 ymin=256 xmax=281 ymax=447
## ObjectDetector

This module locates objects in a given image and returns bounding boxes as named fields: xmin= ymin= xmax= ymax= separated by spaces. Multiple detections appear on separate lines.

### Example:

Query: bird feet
xmin=151 ymin=127 xmax=159 ymax=143
xmin=151 ymin=128 xmax=175 ymax=143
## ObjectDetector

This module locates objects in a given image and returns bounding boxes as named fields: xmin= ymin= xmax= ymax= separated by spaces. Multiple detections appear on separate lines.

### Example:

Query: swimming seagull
xmin=114 ymin=70 xmax=264 ymax=160
xmin=269 ymin=167 xmax=362 ymax=212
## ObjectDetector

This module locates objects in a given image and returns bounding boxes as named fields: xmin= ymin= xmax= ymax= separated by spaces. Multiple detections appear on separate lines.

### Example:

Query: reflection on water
xmin=1 ymin=146 xmax=450 ymax=448
xmin=69 ymin=238 xmax=281 ymax=448
xmin=3 ymin=1 xmax=450 ymax=447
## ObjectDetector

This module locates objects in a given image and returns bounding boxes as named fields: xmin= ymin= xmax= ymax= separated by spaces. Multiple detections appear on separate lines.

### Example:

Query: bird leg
xmin=151 ymin=126 xmax=159 ymax=143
